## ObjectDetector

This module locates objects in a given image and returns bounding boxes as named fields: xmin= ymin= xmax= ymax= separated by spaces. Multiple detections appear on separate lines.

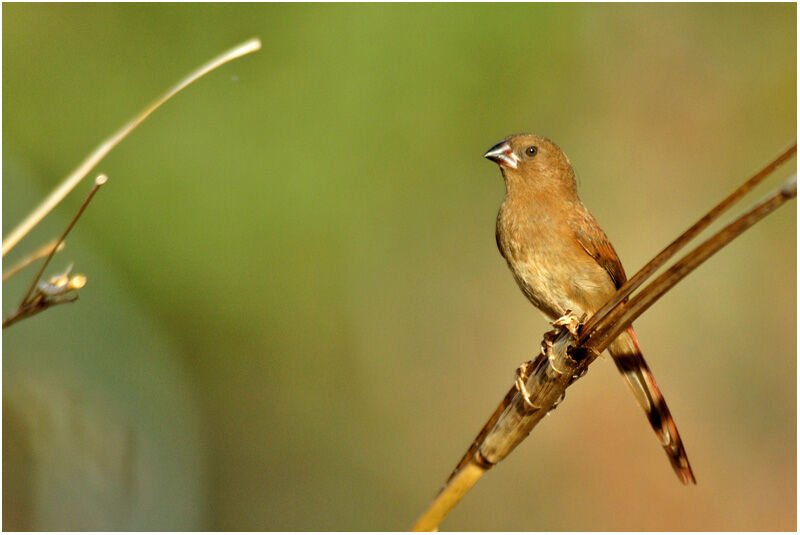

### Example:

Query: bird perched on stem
xmin=485 ymin=133 xmax=695 ymax=484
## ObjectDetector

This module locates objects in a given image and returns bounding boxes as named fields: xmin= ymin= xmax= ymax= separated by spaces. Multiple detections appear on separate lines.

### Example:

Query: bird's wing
xmin=571 ymin=208 xmax=696 ymax=484
xmin=571 ymin=210 xmax=627 ymax=289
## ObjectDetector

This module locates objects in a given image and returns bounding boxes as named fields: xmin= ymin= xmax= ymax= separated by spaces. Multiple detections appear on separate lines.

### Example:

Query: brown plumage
xmin=486 ymin=133 xmax=695 ymax=484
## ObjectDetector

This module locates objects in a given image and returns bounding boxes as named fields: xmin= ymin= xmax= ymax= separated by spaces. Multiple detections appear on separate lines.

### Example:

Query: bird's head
xmin=484 ymin=133 xmax=577 ymax=195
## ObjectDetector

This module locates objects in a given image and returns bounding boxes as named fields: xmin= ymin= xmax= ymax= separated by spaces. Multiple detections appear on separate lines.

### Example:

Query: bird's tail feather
xmin=607 ymin=327 xmax=696 ymax=484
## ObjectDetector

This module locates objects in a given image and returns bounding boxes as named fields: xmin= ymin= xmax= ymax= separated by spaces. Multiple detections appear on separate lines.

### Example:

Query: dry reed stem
xmin=580 ymin=143 xmax=796 ymax=345
xmin=2 ymin=37 xmax=261 ymax=257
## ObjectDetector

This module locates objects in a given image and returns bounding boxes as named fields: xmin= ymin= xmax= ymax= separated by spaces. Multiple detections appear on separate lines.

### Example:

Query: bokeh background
xmin=2 ymin=3 xmax=796 ymax=531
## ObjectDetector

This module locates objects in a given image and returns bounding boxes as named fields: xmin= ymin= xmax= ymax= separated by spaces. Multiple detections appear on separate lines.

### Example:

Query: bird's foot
xmin=514 ymin=360 xmax=538 ymax=412
xmin=515 ymin=358 xmax=568 ymax=415
xmin=551 ymin=310 xmax=582 ymax=337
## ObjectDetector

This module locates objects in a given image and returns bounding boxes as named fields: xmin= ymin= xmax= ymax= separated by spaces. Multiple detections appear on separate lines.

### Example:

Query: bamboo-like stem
xmin=18 ymin=175 xmax=107 ymax=307
xmin=1 ymin=37 xmax=261 ymax=257
xmin=444 ymin=381 xmax=519 ymax=484
xmin=586 ymin=173 xmax=796 ymax=355
xmin=411 ymin=158 xmax=796 ymax=531
xmin=579 ymin=143 xmax=796 ymax=346
xmin=2 ymin=240 xmax=65 ymax=282
xmin=411 ymin=459 xmax=487 ymax=532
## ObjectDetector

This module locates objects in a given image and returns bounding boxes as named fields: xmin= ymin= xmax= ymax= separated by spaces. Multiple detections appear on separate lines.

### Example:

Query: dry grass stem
xmin=3 ymin=176 xmax=107 ymax=329
xmin=18 ymin=175 xmax=106 ymax=307
xmin=2 ymin=37 xmax=262 ymax=257
xmin=2 ymin=240 xmax=65 ymax=282
xmin=2 ymin=288 xmax=80 ymax=329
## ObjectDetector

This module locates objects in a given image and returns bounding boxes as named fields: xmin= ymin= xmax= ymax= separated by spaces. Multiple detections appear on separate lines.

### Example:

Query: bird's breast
xmin=496 ymin=202 xmax=612 ymax=319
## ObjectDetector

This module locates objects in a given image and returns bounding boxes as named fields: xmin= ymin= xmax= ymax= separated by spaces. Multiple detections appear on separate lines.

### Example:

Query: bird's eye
xmin=525 ymin=146 xmax=538 ymax=156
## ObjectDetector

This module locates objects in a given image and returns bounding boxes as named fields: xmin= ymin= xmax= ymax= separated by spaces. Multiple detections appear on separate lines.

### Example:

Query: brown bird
xmin=485 ymin=133 xmax=695 ymax=484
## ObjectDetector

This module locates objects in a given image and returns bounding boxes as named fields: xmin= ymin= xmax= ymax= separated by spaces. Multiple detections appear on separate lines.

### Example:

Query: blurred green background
xmin=2 ymin=3 xmax=796 ymax=531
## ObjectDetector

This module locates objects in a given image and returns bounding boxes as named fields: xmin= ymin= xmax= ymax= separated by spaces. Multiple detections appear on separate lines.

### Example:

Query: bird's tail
xmin=607 ymin=327 xmax=696 ymax=484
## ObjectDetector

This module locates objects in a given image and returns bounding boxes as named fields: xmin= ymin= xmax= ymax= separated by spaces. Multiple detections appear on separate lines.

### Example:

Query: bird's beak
xmin=484 ymin=140 xmax=519 ymax=169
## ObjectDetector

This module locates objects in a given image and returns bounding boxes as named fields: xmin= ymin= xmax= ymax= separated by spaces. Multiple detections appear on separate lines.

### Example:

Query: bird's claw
xmin=515 ymin=360 xmax=538 ymax=412
xmin=551 ymin=310 xmax=582 ymax=337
